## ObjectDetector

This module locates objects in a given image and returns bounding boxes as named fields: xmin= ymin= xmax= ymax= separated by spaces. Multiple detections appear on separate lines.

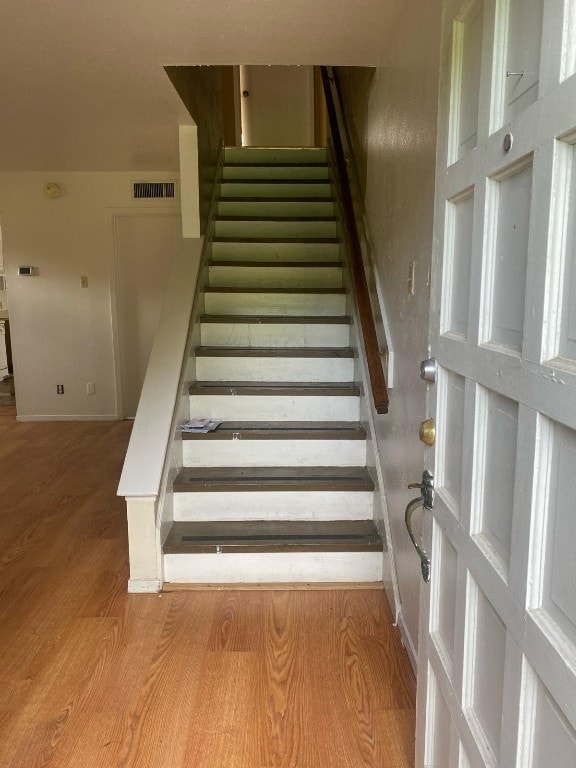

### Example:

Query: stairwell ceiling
xmin=0 ymin=0 xmax=401 ymax=171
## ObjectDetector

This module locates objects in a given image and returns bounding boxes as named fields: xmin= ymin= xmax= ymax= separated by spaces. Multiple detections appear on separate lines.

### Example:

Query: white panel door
xmin=416 ymin=0 xmax=576 ymax=766
xmin=239 ymin=66 xmax=315 ymax=147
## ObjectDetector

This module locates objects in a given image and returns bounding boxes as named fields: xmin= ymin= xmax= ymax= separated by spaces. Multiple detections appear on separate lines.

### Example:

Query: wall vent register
xmin=132 ymin=181 xmax=176 ymax=199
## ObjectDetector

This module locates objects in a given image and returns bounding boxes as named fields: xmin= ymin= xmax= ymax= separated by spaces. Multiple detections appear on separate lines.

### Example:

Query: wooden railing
xmin=320 ymin=66 xmax=389 ymax=415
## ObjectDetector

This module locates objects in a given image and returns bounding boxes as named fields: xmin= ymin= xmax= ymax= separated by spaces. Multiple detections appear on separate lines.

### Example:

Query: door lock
xmin=405 ymin=470 xmax=434 ymax=582
xmin=419 ymin=417 xmax=436 ymax=446
xmin=420 ymin=357 xmax=438 ymax=384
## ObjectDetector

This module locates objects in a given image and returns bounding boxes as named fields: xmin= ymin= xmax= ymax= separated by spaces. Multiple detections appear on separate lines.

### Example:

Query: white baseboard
xmin=396 ymin=608 xmax=417 ymax=674
xmin=16 ymin=414 xmax=119 ymax=422
xmin=127 ymin=578 xmax=162 ymax=593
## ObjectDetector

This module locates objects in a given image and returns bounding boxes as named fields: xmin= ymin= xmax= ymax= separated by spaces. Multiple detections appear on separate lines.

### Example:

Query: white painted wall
xmin=337 ymin=0 xmax=443 ymax=664
xmin=0 ymin=172 xmax=180 ymax=419
xmin=0 ymin=0 xmax=405 ymax=171
xmin=240 ymin=66 xmax=315 ymax=147
xmin=115 ymin=213 xmax=182 ymax=418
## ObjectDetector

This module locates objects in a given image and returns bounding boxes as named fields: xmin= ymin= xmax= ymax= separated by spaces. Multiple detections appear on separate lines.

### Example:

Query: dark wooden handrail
xmin=320 ymin=66 xmax=389 ymax=415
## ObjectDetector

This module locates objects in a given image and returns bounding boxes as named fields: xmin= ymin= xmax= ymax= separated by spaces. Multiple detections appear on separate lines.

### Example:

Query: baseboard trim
xmin=163 ymin=581 xmax=384 ymax=592
xmin=128 ymin=578 xmax=162 ymax=593
xmin=16 ymin=414 xmax=119 ymax=422
xmin=396 ymin=609 xmax=417 ymax=674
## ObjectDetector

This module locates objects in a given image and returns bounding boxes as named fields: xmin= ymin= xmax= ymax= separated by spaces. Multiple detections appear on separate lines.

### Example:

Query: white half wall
xmin=0 ymin=171 xmax=181 ymax=419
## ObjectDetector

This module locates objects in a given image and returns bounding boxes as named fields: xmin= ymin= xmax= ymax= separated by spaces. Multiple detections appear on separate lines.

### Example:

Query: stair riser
xmin=173 ymin=490 xmax=373 ymax=521
xmin=182 ymin=439 xmax=366 ymax=467
xmin=208 ymin=266 xmax=342 ymax=290
xmin=196 ymin=357 xmax=354 ymax=383
xmin=188 ymin=394 xmax=360 ymax=421
xmin=222 ymin=166 xmax=330 ymax=180
xmin=200 ymin=322 xmax=350 ymax=348
xmin=224 ymin=148 xmax=328 ymax=164
xmin=217 ymin=201 xmax=336 ymax=218
xmin=204 ymin=292 xmax=346 ymax=316
xmin=211 ymin=241 xmax=340 ymax=262
xmin=214 ymin=220 xmax=338 ymax=239
xmin=163 ymin=552 xmax=383 ymax=584
xmin=220 ymin=183 xmax=332 ymax=199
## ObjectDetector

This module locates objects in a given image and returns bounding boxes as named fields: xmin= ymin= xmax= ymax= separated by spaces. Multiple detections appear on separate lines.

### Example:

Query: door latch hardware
xmin=419 ymin=417 xmax=436 ymax=446
xmin=420 ymin=357 xmax=437 ymax=384
xmin=405 ymin=470 xmax=434 ymax=582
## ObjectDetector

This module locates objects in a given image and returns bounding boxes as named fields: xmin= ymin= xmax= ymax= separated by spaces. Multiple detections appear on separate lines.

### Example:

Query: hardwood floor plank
xmin=0 ymin=411 xmax=416 ymax=767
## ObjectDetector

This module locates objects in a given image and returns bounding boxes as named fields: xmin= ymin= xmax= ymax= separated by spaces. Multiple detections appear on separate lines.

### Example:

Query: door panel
xmin=239 ymin=66 xmax=314 ymax=147
xmin=417 ymin=0 xmax=576 ymax=765
xmin=443 ymin=190 xmax=475 ymax=339
xmin=502 ymin=0 xmax=544 ymax=123
xmin=485 ymin=159 xmax=532 ymax=352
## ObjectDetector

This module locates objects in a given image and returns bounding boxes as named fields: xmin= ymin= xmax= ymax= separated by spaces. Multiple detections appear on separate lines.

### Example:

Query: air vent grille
xmin=133 ymin=181 xmax=176 ymax=199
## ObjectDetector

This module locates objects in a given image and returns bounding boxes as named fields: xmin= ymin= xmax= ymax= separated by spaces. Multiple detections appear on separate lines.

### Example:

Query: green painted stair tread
xmin=199 ymin=314 xmax=352 ymax=324
xmin=173 ymin=466 xmax=375 ymax=493
xmin=188 ymin=381 xmax=361 ymax=396
xmin=208 ymin=260 xmax=342 ymax=268
xmin=181 ymin=421 xmax=366 ymax=441
xmin=195 ymin=346 xmax=355 ymax=358
xmin=164 ymin=520 xmax=382 ymax=554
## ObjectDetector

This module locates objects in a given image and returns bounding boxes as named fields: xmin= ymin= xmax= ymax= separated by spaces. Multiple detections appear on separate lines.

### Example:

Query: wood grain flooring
xmin=0 ymin=405 xmax=416 ymax=767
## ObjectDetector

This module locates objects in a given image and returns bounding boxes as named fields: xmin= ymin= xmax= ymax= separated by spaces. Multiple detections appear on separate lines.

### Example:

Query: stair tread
xmin=189 ymin=381 xmax=360 ymax=396
xmin=174 ymin=466 xmax=374 ymax=493
xmin=221 ymin=179 xmax=331 ymax=185
xmin=196 ymin=346 xmax=354 ymax=358
xmin=209 ymin=260 xmax=342 ymax=268
xmin=219 ymin=197 xmax=336 ymax=203
xmin=181 ymin=421 xmax=366 ymax=440
xmin=212 ymin=237 xmax=340 ymax=244
xmin=200 ymin=315 xmax=351 ymax=324
xmin=164 ymin=520 xmax=382 ymax=554
xmin=215 ymin=216 xmax=337 ymax=222
xmin=204 ymin=287 xmax=346 ymax=295
xmin=224 ymin=162 xmax=330 ymax=168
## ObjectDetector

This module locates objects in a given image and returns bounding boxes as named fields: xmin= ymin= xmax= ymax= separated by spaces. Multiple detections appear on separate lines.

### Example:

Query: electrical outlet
xmin=80 ymin=276 xmax=88 ymax=288
xmin=86 ymin=382 xmax=95 ymax=396
xmin=56 ymin=384 xmax=64 ymax=394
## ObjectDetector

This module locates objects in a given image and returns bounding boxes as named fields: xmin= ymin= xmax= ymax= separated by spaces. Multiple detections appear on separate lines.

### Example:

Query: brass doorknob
xmin=419 ymin=418 xmax=436 ymax=446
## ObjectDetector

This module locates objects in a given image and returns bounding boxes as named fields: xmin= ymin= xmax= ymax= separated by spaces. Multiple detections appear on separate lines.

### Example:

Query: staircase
xmin=162 ymin=146 xmax=384 ymax=586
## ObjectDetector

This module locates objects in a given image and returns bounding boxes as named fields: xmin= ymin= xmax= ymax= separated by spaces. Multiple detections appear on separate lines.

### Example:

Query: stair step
xmin=224 ymin=147 xmax=328 ymax=164
xmin=213 ymin=218 xmax=338 ymax=239
xmin=189 ymin=381 xmax=360 ymax=396
xmin=220 ymin=181 xmax=333 ymax=199
xmin=207 ymin=261 xmax=343 ymax=289
xmin=196 ymin=346 xmax=354 ymax=357
xmin=174 ymin=466 xmax=374 ymax=493
xmin=164 ymin=520 xmax=382 ymax=553
xmin=199 ymin=315 xmax=351 ymax=347
xmin=189 ymin=381 xmax=360 ymax=421
xmin=217 ymin=200 xmax=336 ymax=218
xmin=182 ymin=421 xmax=366 ymax=439
xmin=163 ymin=518 xmax=382 ymax=584
xmin=182 ymin=422 xmax=366 ymax=467
xmin=222 ymin=165 xmax=330 ymax=180
xmin=195 ymin=347 xmax=355 ymax=383
xmin=210 ymin=240 xmax=340 ymax=262
xmin=204 ymin=288 xmax=346 ymax=316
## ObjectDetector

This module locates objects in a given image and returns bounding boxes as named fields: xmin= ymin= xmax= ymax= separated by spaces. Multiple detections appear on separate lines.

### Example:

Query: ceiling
xmin=0 ymin=0 xmax=402 ymax=171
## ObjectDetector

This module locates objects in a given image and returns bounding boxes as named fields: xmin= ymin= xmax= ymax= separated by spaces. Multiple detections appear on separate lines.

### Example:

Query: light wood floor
xmin=0 ymin=406 xmax=416 ymax=767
